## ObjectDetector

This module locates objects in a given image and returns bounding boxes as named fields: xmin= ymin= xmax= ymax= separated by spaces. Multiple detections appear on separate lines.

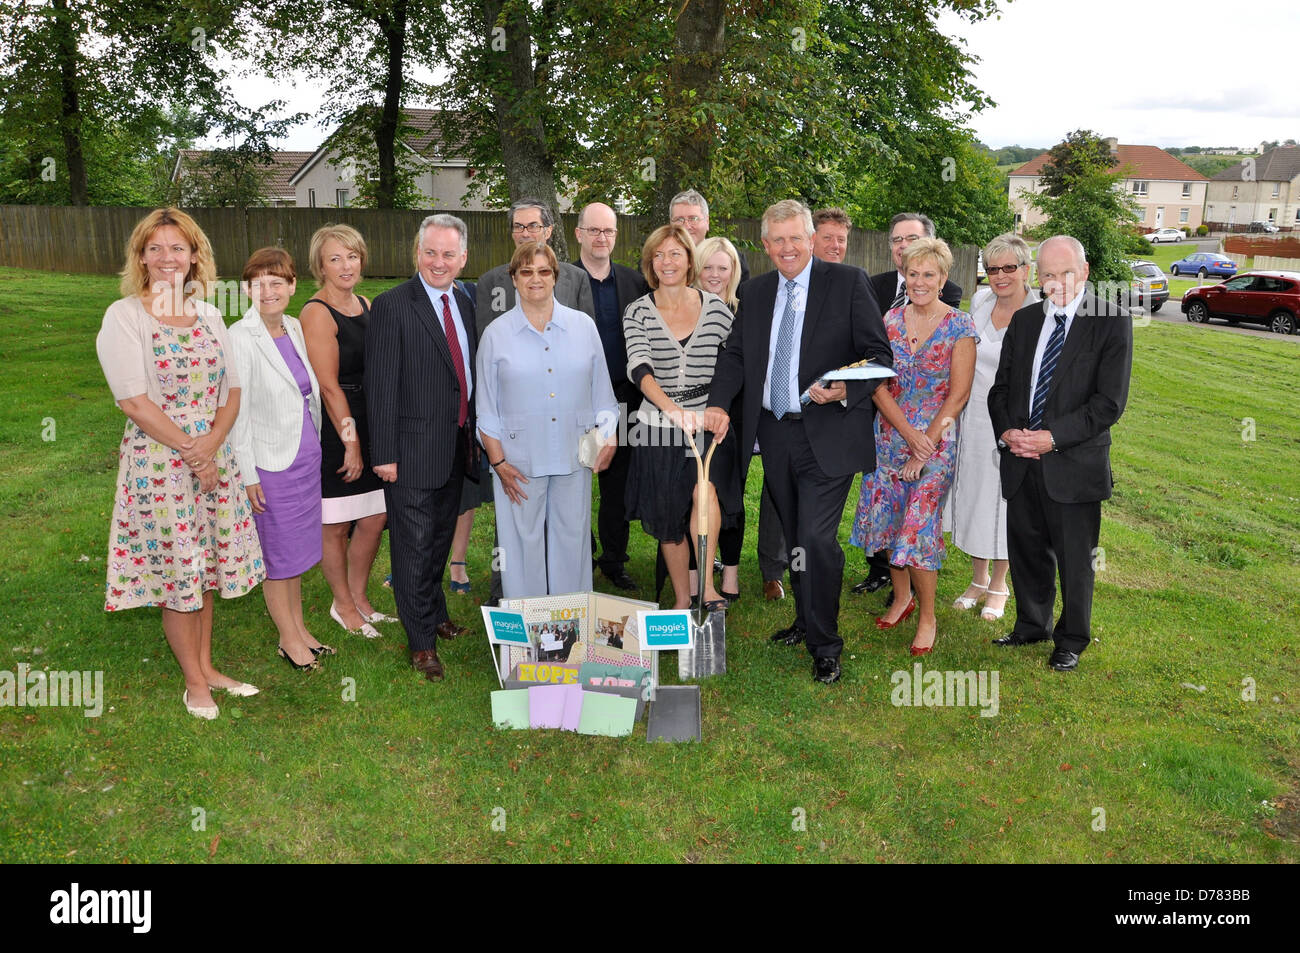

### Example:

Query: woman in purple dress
xmin=229 ymin=248 xmax=328 ymax=670
xmin=850 ymin=238 xmax=976 ymax=656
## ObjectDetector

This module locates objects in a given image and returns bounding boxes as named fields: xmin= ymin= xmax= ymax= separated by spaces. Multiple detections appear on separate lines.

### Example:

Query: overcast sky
xmin=216 ymin=0 xmax=1300 ymax=153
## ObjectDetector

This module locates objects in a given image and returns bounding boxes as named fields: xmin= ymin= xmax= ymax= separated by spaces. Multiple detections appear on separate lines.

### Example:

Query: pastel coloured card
xmin=560 ymin=682 xmax=584 ymax=732
xmin=528 ymin=684 xmax=568 ymax=729
xmin=576 ymin=691 xmax=637 ymax=737
xmin=490 ymin=689 xmax=531 ymax=730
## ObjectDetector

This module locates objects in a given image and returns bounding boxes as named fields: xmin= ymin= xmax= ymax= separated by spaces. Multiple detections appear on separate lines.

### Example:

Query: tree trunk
xmin=654 ymin=0 xmax=727 ymax=219
xmin=374 ymin=1 xmax=407 ymax=209
xmin=52 ymin=0 xmax=89 ymax=206
xmin=481 ymin=0 xmax=568 ymax=259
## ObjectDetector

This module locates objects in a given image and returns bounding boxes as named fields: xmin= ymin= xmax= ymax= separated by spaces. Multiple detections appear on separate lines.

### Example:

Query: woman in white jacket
xmin=229 ymin=248 xmax=329 ymax=669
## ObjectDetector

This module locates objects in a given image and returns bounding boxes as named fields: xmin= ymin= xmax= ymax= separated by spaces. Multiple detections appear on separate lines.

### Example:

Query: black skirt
xmin=625 ymin=424 xmax=742 ymax=544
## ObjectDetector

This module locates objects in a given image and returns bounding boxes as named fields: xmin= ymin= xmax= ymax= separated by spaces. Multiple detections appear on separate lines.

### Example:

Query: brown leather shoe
xmin=436 ymin=620 xmax=469 ymax=641
xmin=763 ymin=579 xmax=785 ymax=601
xmin=411 ymin=649 xmax=444 ymax=680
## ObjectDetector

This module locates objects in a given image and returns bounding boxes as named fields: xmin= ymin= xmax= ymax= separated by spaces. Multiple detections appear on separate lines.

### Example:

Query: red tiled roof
xmin=1010 ymin=144 xmax=1207 ymax=182
xmin=175 ymin=149 xmax=314 ymax=196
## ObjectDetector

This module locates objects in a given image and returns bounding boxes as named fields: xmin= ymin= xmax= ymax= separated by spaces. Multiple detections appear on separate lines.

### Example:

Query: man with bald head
xmin=575 ymin=202 xmax=648 ymax=590
xmin=987 ymin=235 xmax=1132 ymax=673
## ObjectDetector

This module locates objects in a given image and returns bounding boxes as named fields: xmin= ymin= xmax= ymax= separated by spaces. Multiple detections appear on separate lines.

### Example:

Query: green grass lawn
xmin=1 ymin=267 xmax=1297 ymax=863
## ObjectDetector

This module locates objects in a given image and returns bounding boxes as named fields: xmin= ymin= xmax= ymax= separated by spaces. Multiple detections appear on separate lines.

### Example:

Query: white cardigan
xmin=228 ymin=306 xmax=322 ymax=478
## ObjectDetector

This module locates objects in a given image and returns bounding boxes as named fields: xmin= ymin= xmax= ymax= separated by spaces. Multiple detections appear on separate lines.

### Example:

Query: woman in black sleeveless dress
xmin=300 ymin=225 xmax=392 ymax=639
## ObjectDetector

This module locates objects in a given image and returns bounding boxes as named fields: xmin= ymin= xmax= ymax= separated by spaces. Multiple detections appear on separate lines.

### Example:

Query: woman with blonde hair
xmin=300 ymin=224 xmax=390 ymax=640
xmin=850 ymin=237 xmax=976 ymax=656
xmin=947 ymin=233 xmax=1039 ymax=621
xmin=96 ymin=208 xmax=263 ymax=719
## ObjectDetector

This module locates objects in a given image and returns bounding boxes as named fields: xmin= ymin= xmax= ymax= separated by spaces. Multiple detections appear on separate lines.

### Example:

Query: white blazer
xmin=228 ymin=306 xmax=322 ymax=478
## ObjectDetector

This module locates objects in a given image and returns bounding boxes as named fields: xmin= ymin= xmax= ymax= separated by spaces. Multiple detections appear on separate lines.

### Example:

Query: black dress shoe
xmin=813 ymin=656 xmax=841 ymax=684
xmin=602 ymin=567 xmax=638 ymax=591
xmin=992 ymin=632 xmax=1051 ymax=647
xmin=1049 ymin=648 xmax=1080 ymax=671
xmin=851 ymin=574 xmax=889 ymax=594
xmin=436 ymin=620 xmax=469 ymax=641
xmin=770 ymin=623 xmax=805 ymax=646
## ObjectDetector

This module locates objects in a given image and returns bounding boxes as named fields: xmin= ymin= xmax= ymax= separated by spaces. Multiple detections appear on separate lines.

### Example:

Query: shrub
xmin=1196 ymin=224 xmax=1210 ymax=236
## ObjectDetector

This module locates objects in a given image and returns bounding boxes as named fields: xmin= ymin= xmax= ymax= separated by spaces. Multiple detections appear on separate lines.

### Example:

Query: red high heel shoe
xmin=875 ymin=596 xmax=916 ymax=630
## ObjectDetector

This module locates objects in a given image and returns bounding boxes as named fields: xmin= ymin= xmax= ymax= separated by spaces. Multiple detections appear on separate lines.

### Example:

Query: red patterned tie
xmin=441 ymin=293 xmax=468 ymax=427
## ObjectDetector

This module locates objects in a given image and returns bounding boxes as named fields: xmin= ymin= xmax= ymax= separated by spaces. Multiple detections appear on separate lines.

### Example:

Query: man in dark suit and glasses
xmin=853 ymin=211 xmax=966 ymax=597
xmin=704 ymin=199 xmax=891 ymax=684
xmin=366 ymin=214 xmax=478 ymax=680
xmin=987 ymin=235 xmax=1132 ymax=672
xmin=574 ymin=201 xmax=649 ymax=592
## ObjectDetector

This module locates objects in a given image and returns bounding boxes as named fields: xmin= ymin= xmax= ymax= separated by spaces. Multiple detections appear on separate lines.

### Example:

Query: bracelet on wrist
xmin=489 ymin=458 xmax=505 ymax=469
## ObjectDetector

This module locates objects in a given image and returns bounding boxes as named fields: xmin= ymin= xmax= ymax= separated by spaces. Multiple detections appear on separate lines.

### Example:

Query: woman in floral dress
xmin=96 ymin=208 xmax=264 ymax=720
xmin=850 ymin=238 xmax=976 ymax=655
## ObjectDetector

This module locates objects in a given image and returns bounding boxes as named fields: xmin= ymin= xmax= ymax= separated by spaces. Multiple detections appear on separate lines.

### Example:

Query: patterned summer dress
xmin=104 ymin=313 xmax=264 ymax=611
xmin=849 ymin=305 xmax=978 ymax=571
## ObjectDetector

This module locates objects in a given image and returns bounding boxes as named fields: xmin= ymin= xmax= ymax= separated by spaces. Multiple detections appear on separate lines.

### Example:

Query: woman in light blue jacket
xmin=476 ymin=242 xmax=618 ymax=599
xmin=229 ymin=248 xmax=329 ymax=669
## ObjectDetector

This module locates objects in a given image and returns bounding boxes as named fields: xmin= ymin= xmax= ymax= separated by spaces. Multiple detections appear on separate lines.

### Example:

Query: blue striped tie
xmin=769 ymin=279 xmax=798 ymax=419
xmin=1029 ymin=311 xmax=1068 ymax=430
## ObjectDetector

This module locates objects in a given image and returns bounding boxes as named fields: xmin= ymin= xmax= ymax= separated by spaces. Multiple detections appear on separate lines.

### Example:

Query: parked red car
xmin=1181 ymin=271 xmax=1300 ymax=335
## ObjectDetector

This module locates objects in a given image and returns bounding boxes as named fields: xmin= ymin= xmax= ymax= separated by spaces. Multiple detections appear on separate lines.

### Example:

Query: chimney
xmin=1104 ymin=137 xmax=1119 ymax=154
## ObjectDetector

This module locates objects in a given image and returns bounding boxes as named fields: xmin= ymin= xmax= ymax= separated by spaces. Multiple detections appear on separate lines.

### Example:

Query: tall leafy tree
xmin=252 ymin=0 xmax=442 ymax=209
xmin=0 ymin=0 xmax=239 ymax=205
xmin=1025 ymin=129 xmax=1139 ymax=283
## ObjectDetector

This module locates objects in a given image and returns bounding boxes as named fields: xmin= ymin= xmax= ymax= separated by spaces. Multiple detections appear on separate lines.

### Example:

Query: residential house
xmin=288 ymin=108 xmax=489 ymax=210
xmin=1204 ymin=146 xmax=1300 ymax=232
xmin=1008 ymin=138 xmax=1208 ymax=234
xmin=171 ymin=149 xmax=313 ymax=206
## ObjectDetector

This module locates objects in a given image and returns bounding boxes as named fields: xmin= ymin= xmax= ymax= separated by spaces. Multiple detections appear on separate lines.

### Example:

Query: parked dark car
xmin=1169 ymin=252 xmax=1239 ymax=278
xmin=1181 ymin=271 xmax=1300 ymax=334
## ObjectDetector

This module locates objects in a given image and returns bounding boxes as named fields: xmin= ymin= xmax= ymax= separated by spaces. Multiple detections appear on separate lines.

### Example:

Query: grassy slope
xmin=0 ymin=268 xmax=1296 ymax=863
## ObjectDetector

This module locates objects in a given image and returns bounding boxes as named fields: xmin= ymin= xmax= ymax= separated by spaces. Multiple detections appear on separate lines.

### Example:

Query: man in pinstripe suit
xmin=366 ymin=214 xmax=477 ymax=680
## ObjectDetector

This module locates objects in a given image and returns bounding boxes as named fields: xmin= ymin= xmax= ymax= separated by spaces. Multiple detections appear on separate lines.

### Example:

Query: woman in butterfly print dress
xmin=96 ymin=209 xmax=264 ymax=720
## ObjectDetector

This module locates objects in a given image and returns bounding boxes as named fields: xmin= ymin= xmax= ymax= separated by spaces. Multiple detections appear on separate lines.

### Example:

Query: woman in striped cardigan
xmin=623 ymin=224 xmax=740 ymax=611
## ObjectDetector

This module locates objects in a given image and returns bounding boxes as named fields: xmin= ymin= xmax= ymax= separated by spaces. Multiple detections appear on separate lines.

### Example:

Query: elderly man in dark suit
xmin=366 ymin=214 xmax=477 ymax=681
xmin=852 ymin=211 xmax=966 ymax=597
xmin=704 ymin=199 xmax=891 ymax=684
xmin=574 ymin=201 xmax=649 ymax=591
xmin=987 ymin=235 xmax=1133 ymax=672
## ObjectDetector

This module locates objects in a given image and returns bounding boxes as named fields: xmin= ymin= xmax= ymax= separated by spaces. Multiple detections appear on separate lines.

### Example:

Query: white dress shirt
xmin=419 ymin=272 xmax=474 ymax=401
xmin=1028 ymin=286 xmax=1085 ymax=417
xmin=761 ymin=256 xmax=813 ymax=414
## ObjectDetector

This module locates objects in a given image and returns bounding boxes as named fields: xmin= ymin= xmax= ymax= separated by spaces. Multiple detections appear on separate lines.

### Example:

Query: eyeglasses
xmin=516 ymin=267 xmax=554 ymax=278
xmin=986 ymin=263 xmax=1024 ymax=274
xmin=889 ymin=234 xmax=923 ymax=246
xmin=671 ymin=215 xmax=705 ymax=226
xmin=511 ymin=222 xmax=548 ymax=234
xmin=579 ymin=227 xmax=617 ymax=239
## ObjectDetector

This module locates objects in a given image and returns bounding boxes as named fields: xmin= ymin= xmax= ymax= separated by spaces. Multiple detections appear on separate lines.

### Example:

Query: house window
xmin=1132 ymin=181 xmax=1149 ymax=196
xmin=1181 ymin=183 xmax=1192 ymax=198
xmin=1179 ymin=208 xmax=1190 ymax=223
xmin=1207 ymin=205 xmax=1215 ymax=219
xmin=336 ymin=189 xmax=349 ymax=208
xmin=308 ymin=188 xmax=316 ymax=208
xmin=1269 ymin=208 xmax=1277 ymax=222
xmin=1295 ymin=208 xmax=1300 ymax=224
xmin=1272 ymin=183 xmax=1281 ymax=197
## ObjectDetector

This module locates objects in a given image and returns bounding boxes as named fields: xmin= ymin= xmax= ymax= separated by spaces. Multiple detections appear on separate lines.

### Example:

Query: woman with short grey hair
xmin=947 ymin=233 xmax=1038 ymax=621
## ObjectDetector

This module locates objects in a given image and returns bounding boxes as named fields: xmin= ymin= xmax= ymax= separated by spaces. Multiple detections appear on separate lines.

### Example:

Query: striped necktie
xmin=1029 ymin=311 xmax=1068 ymax=430
xmin=890 ymin=280 xmax=907 ymax=311
xmin=769 ymin=279 xmax=798 ymax=419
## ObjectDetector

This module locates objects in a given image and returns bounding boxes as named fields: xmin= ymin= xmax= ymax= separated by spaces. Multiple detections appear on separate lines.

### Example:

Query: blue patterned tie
xmin=1029 ymin=311 xmax=1068 ymax=430
xmin=769 ymin=279 xmax=798 ymax=419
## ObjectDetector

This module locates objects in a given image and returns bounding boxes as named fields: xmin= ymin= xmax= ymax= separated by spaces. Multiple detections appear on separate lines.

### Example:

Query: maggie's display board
xmin=490 ymin=590 xmax=659 ymax=679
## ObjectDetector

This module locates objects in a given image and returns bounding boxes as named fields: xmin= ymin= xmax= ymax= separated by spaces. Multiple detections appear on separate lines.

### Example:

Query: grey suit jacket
xmin=474 ymin=260 xmax=595 ymax=337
